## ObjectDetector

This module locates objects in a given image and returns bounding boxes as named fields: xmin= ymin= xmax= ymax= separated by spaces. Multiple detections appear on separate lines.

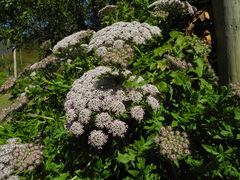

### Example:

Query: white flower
xmin=52 ymin=30 xmax=94 ymax=53
xmin=130 ymin=106 xmax=145 ymax=121
xmin=64 ymin=66 xmax=160 ymax=149
xmin=128 ymin=90 xmax=143 ymax=103
xmin=146 ymin=95 xmax=160 ymax=110
xmin=95 ymin=112 xmax=113 ymax=128
xmin=78 ymin=108 xmax=92 ymax=124
xmin=69 ymin=122 xmax=84 ymax=136
xmin=148 ymin=0 xmax=197 ymax=15
xmin=95 ymin=46 xmax=107 ymax=56
xmin=88 ymin=130 xmax=108 ymax=149
xmin=88 ymin=21 xmax=161 ymax=52
xmin=108 ymin=119 xmax=128 ymax=137
xmin=113 ymin=40 xmax=125 ymax=48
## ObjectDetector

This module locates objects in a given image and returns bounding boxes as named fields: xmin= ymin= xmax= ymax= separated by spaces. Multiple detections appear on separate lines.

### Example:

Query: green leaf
xmin=157 ymin=62 xmax=168 ymax=71
xmin=157 ymin=81 xmax=167 ymax=91
xmin=128 ymin=170 xmax=140 ymax=177
xmin=186 ymin=156 xmax=203 ymax=167
xmin=169 ymin=31 xmax=180 ymax=38
xmin=171 ymin=112 xmax=183 ymax=121
xmin=122 ymin=177 xmax=134 ymax=180
xmin=170 ymin=72 xmax=184 ymax=85
xmin=220 ymin=130 xmax=232 ymax=137
xmin=53 ymin=173 xmax=70 ymax=180
xmin=202 ymin=144 xmax=219 ymax=155
xmin=173 ymin=160 xmax=179 ymax=168
xmin=237 ymin=134 xmax=240 ymax=140
xmin=136 ymin=157 xmax=146 ymax=170
xmin=171 ymin=120 xmax=178 ymax=127
xmin=153 ymin=44 xmax=171 ymax=57
xmin=150 ymin=63 xmax=156 ymax=71
xmin=194 ymin=58 xmax=205 ymax=77
xmin=234 ymin=109 xmax=240 ymax=120
xmin=116 ymin=151 xmax=136 ymax=164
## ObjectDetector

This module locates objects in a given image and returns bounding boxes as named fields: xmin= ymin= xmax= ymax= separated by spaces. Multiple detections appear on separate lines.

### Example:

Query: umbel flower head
xmin=154 ymin=126 xmax=191 ymax=161
xmin=0 ymin=138 xmax=44 ymax=179
xmin=164 ymin=54 xmax=192 ymax=70
xmin=88 ymin=21 xmax=161 ymax=53
xmin=99 ymin=44 xmax=134 ymax=68
xmin=191 ymin=39 xmax=211 ymax=57
xmin=52 ymin=29 xmax=95 ymax=53
xmin=64 ymin=66 xmax=161 ymax=149
xmin=0 ymin=93 xmax=27 ymax=122
xmin=229 ymin=82 xmax=240 ymax=96
xmin=148 ymin=0 xmax=197 ymax=16
xmin=0 ymin=77 xmax=16 ymax=93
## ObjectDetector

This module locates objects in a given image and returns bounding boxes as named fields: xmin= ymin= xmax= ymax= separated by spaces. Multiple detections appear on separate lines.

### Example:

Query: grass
xmin=0 ymin=71 xmax=12 ymax=112
xmin=0 ymin=93 xmax=12 ymax=113
xmin=0 ymin=71 xmax=7 ymax=86
xmin=0 ymin=41 xmax=44 ymax=84
xmin=0 ymin=47 xmax=43 ymax=73
xmin=0 ymin=42 xmax=43 ymax=111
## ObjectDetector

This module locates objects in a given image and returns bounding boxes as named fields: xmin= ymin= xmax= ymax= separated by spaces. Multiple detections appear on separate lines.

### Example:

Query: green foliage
xmin=0 ymin=71 xmax=7 ymax=86
xmin=0 ymin=0 xmax=239 ymax=179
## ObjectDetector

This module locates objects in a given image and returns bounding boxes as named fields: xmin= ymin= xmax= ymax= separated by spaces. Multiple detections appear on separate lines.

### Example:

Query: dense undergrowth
xmin=0 ymin=0 xmax=239 ymax=179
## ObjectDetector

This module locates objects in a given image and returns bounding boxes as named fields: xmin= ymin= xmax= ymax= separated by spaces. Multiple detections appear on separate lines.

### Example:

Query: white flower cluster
xmin=30 ymin=55 xmax=57 ymax=71
xmin=229 ymin=82 xmax=240 ymax=96
xmin=164 ymin=54 xmax=192 ymax=70
xmin=0 ymin=138 xmax=43 ymax=179
xmin=153 ymin=126 xmax=191 ymax=161
xmin=191 ymin=39 xmax=211 ymax=57
xmin=52 ymin=29 xmax=94 ymax=53
xmin=100 ymin=44 xmax=134 ymax=67
xmin=148 ymin=0 xmax=197 ymax=16
xmin=0 ymin=77 xmax=16 ymax=93
xmin=0 ymin=94 xmax=27 ymax=121
xmin=64 ymin=66 xmax=160 ymax=148
xmin=88 ymin=21 xmax=161 ymax=52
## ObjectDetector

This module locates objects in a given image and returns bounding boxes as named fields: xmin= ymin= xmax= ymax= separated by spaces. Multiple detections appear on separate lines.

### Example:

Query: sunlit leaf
xmin=202 ymin=144 xmax=219 ymax=155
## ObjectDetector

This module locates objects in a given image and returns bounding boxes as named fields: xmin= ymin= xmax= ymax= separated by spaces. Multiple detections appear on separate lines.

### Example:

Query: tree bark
xmin=212 ymin=0 xmax=240 ymax=85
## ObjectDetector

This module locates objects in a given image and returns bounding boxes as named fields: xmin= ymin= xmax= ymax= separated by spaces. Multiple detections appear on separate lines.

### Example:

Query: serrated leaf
xmin=116 ymin=152 xmax=136 ymax=163
xmin=136 ymin=157 xmax=146 ymax=170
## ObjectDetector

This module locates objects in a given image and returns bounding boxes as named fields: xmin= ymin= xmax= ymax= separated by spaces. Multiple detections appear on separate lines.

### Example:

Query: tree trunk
xmin=13 ymin=47 xmax=17 ymax=78
xmin=212 ymin=0 xmax=240 ymax=85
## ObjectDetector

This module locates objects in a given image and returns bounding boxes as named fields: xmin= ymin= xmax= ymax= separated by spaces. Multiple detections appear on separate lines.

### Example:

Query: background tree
xmin=212 ymin=0 xmax=240 ymax=85
xmin=0 ymin=0 xmax=114 ymax=47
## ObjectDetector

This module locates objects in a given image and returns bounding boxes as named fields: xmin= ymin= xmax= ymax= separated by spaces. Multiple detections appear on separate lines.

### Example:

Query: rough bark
xmin=212 ymin=0 xmax=240 ymax=85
